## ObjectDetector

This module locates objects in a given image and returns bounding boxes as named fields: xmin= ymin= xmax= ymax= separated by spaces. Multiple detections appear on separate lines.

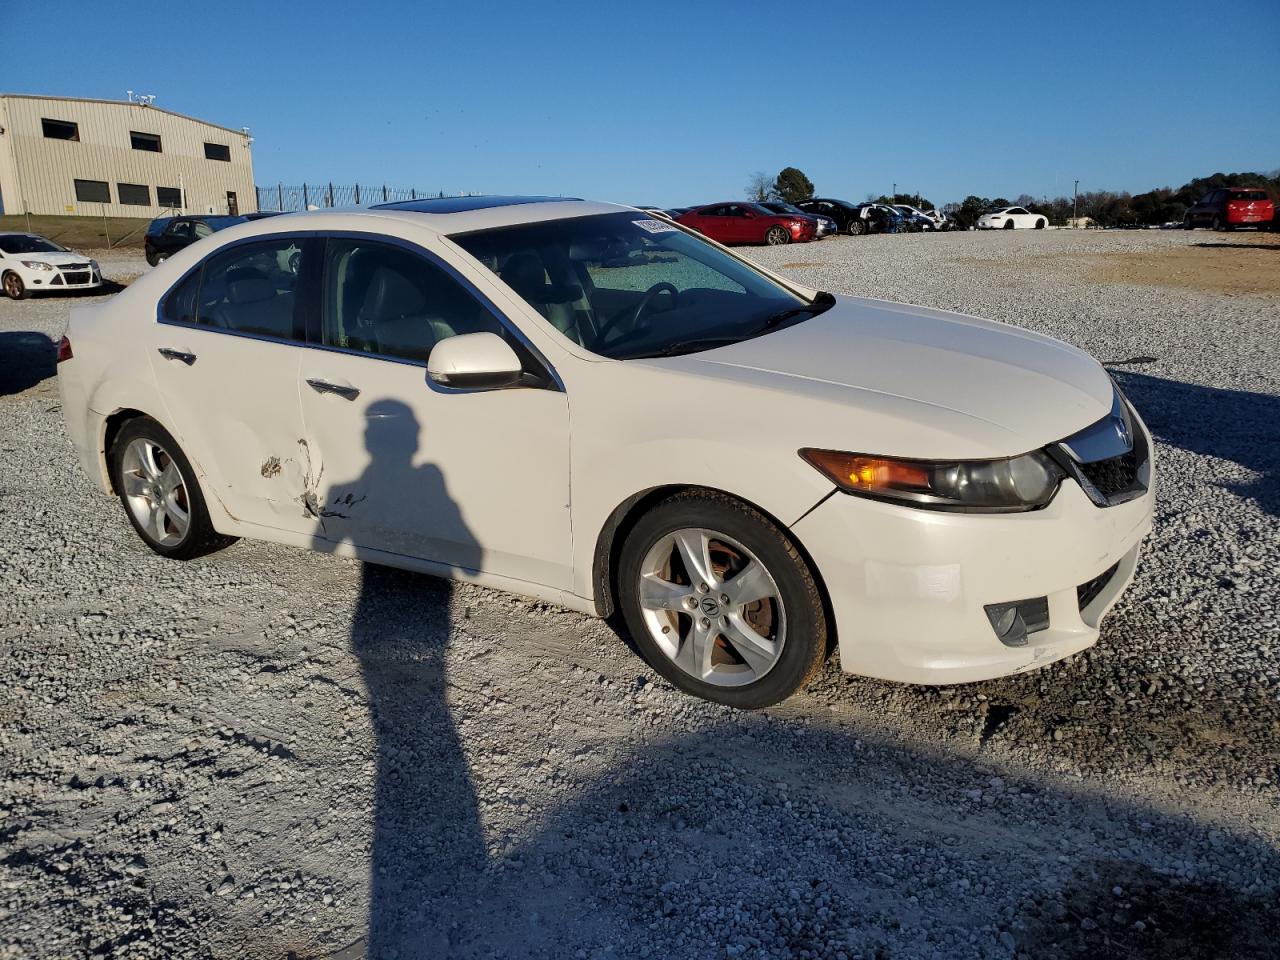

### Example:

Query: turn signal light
xmin=801 ymin=450 xmax=932 ymax=492
xmin=56 ymin=336 xmax=73 ymax=363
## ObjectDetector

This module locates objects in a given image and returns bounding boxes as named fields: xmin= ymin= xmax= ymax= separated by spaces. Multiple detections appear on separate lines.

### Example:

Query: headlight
xmin=800 ymin=448 xmax=1065 ymax=512
xmin=21 ymin=260 xmax=54 ymax=271
xmin=90 ymin=259 xmax=100 ymax=271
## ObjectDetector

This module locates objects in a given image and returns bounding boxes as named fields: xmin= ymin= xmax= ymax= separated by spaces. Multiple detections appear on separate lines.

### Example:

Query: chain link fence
xmin=255 ymin=183 xmax=480 ymax=213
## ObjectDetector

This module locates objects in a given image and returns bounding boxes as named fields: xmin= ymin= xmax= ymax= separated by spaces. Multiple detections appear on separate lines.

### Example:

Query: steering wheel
xmin=600 ymin=282 xmax=680 ymax=342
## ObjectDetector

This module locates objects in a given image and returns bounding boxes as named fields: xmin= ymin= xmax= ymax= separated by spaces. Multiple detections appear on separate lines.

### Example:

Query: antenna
xmin=126 ymin=90 xmax=134 ymax=103
xmin=136 ymin=94 xmax=156 ymax=107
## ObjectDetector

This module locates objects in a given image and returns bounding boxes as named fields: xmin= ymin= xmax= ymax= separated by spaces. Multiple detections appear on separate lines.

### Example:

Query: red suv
xmin=1183 ymin=188 xmax=1274 ymax=231
xmin=676 ymin=203 xmax=816 ymax=245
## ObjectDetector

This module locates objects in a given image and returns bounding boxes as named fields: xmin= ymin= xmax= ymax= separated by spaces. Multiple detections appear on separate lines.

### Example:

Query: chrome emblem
xmin=699 ymin=597 xmax=721 ymax=616
xmin=1114 ymin=415 xmax=1132 ymax=448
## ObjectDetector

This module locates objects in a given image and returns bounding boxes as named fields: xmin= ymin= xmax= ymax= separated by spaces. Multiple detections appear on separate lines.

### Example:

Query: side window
xmin=166 ymin=221 xmax=193 ymax=239
xmin=161 ymin=268 xmax=201 ymax=325
xmin=195 ymin=238 xmax=305 ymax=340
xmin=192 ymin=221 xmax=214 ymax=239
xmin=321 ymin=238 xmax=503 ymax=364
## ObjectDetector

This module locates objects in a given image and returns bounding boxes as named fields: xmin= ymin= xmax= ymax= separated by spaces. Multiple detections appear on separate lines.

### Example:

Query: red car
xmin=677 ymin=202 xmax=816 ymax=245
xmin=1183 ymin=187 xmax=1274 ymax=231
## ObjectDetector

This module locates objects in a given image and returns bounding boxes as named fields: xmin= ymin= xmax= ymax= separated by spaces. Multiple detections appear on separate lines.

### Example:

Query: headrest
xmin=362 ymin=266 xmax=425 ymax=318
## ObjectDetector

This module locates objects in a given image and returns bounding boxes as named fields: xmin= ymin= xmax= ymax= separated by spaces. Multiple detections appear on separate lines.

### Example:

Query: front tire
xmin=847 ymin=219 xmax=866 ymax=236
xmin=109 ymin=417 xmax=236 ymax=560
xmin=765 ymin=225 xmax=790 ymax=246
xmin=2 ymin=272 xmax=29 ymax=300
xmin=617 ymin=491 xmax=829 ymax=709
xmin=1035 ymin=218 xmax=1046 ymax=229
xmin=1182 ymin=215 xmax=1193 ymax=230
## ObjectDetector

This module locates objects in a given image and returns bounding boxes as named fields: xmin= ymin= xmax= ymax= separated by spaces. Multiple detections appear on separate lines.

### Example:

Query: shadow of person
xmin=311 ymin=398 xmax=486 ymax=957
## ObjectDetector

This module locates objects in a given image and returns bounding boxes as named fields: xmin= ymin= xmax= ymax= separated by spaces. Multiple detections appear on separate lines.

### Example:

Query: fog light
xmin=984 ymin=597 xmax=1050 ymax=648
xmin=985 ymin=603 xmax=1028 ymax=647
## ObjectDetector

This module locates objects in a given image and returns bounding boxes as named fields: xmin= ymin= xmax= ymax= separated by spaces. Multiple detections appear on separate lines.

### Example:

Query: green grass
xmin=0 ymin=214 xmax=151 ymax=250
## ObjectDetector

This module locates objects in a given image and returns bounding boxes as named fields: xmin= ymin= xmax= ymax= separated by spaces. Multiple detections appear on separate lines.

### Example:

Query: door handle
xmin=306 ymin=378 xmax=360 ymax=401
xmin=158 ymin=347 xmax=196 ymax=365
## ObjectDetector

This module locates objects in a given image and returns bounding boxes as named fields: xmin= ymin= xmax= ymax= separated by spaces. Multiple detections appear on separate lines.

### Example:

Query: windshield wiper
xmin=756 ymin=291 xmax=836 ymax=332
xmin=635 ymin=336 xmax=747 ymax=358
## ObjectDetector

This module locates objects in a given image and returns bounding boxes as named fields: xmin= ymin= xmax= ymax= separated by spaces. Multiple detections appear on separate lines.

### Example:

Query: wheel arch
xmin=590 ymin=483 xmax=838 ymax=655
xmin=101 ymin=407 xmax=152 ymax=494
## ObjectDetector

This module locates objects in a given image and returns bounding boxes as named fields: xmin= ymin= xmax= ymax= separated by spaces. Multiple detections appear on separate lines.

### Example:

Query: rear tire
xmin=765 ymin=225 xmax=790 ymax=246
xmin=847 ymin=219 xmax=866 ymax=236
xmin=2 ymin=272 xmax=29 ymax=300
xmin=1003 ymin=219 xmax=1015 ymax=230
xmin=109 ymin=417 xmax=237 ymax=560
xmin=1182 ymin=215 xmax=1193 ymax=230
xmin=617 ymin=491 xmax=829 ymax=709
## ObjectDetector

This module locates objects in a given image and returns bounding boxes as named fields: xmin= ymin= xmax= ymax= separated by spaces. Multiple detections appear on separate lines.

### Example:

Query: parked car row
xmin=649 ymin=198 xmax=953 ymax=246
xmin=145 ymin=211 xmax=283 ymax=266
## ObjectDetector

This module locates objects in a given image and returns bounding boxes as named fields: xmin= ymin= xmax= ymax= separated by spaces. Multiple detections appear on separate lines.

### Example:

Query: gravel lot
xmin=2 ymin=229 xmax=1277 ymax=959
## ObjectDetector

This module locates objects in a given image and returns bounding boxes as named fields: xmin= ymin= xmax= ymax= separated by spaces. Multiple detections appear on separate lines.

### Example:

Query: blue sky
xmin=8 ymin=0 xmax=1278 ymax=207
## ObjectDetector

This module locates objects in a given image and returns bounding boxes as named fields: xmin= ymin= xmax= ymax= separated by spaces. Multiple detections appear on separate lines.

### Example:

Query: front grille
xmin=62 ymin=272 xmax=91 ymax=285
xmin=60 ymin=262 xmax=91 ymax=271
xmin=1077 ymin=562 xmax=1120 ymax=611
xmin=1078 ymin=449 xmax=1139 ymax=499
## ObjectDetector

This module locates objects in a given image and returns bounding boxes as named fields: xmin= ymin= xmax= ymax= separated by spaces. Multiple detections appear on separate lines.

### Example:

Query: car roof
xmin=180 ymin=197 xmax=633 ymax=242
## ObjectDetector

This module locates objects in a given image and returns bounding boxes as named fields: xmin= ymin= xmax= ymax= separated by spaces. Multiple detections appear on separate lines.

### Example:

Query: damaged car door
xmin=297 ymin=235 xmax=572 ymax=589
xmin=148 ymin=234 xmax=315 ymax=533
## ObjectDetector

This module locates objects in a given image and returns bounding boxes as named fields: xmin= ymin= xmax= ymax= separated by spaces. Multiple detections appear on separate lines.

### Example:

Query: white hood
xmin=657 ymin=296 xmax=1114 ymax=460
xmin=12 ymin=251 xmax=92 ymax=266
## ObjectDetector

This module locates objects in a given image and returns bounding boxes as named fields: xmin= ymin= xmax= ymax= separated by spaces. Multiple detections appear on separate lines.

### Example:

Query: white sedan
xmin=0 ymin=232 xmax=102 ymax=299
xmin=977 ymin=206 xmax=1048 ymax=230
xmin=57 ymin=197 xmax=1153 ymax=707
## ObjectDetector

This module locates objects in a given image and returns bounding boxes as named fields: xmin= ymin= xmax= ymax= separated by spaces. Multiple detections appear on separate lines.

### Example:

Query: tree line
xmin=745 ymin=167 xmax=1279 ymax=228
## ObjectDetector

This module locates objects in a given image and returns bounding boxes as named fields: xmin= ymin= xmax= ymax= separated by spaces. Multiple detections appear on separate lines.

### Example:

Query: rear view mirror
xmin=427 ymin=332 xmax=523 ymax=389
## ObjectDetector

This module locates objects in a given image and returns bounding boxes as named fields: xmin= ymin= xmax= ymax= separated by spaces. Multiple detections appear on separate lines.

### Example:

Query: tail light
xmin=57 ymin=335 xmax=73 ymax=363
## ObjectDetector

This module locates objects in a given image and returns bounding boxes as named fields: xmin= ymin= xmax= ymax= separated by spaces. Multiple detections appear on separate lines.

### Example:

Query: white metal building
xmin=0 ymin=94 xmax=256 ymax=218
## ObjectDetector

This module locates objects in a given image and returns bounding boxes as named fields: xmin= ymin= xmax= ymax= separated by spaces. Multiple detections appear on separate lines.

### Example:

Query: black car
xmin=144 ymin=215 xmax=246 ymax=266
xmin=795 ymin=198 xmax=869 ymax=235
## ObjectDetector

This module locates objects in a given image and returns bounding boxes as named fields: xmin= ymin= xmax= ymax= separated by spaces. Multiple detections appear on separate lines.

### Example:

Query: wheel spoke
xmin=165 ymin=493 xmax=190 ymax=535
xmin=150 ymin=503 xmax=170 ymax=541
xmin=138 ymin=441 xmax=162 ymax=479
xmin=672 ymin=529 xmax=715 ymax=588
xmin=121 ymin=471 xmax=149 ymax=499
xmin=720 ymin=615 xmax=778 ymax=677
xmin=639 ymin=573 xmax=694 ymax=612
xmin=674 ymin=620 xmax=715 ymax=681
xmin=158 ymin=461 xmax=183 ymax=496
xmin=725 ymin=561 xmax=774 ymax=607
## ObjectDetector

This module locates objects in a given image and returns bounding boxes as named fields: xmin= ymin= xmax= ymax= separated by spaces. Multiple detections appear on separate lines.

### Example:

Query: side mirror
xmin=427 ymin=332 xmax=524 ymax=389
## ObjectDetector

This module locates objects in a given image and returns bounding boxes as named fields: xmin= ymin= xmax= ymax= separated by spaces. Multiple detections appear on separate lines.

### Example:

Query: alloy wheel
xmin=120 ymin=438 xmax=191 ymax=547
xmin=766 ymin=226 xmax=789 ymax=245
xmin=636 ymin=527 xmax=786 ymax=687
xmin=3 ymin=274 xmax=21 ymax=299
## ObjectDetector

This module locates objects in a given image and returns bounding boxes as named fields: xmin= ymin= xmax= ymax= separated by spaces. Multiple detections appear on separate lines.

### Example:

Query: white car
xmin=0 ymin=233 xmax=103 ymax=299
xmin=977 ymin=207 xmax=1048 ymax=230
xmin=57 ymin=197 xmax=1154 ymax=708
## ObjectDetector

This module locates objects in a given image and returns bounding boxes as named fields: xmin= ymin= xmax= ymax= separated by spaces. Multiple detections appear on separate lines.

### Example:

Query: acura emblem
xmin=1114 ymin=416 xmax=1132 ymax=448
xmin=699 ymin=596 xmax=721 ymax=616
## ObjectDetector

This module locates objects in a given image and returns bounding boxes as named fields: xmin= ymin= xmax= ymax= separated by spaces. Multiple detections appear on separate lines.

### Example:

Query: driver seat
xmin=499 ymin=253 xmax=581 ymax=344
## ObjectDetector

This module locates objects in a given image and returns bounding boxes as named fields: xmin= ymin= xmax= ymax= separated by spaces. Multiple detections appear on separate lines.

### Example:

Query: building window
xmin=157 ymin=186 xmax=184 ymax=208
xmin=117 ymin=183 xmax=151 ymax=206
xmin=42 ymin=118 xmax=80 ymax=141
xmin=204 ymin=142 xmax=231 ymax=162
xmin=130 ymin=131 xmax=162 ymax=152
xmin=74 ymin=179 xmax=110 ymax=203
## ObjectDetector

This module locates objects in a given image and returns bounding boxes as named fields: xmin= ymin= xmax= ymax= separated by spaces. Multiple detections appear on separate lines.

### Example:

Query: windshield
xmin=0 ymin=235 xmax=66 ymax=255
xmin=763 ymin=202 xmax=806 ymax=216
xmin=452 ymin=212 xmax=829 ymax=360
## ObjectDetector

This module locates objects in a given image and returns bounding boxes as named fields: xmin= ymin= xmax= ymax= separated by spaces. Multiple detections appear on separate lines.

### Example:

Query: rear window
xmin=1228 ymin=190 xmax=1269 ymax=202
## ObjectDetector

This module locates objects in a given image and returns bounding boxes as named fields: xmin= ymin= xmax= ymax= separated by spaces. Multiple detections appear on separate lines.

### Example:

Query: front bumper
xmin=792 ymin=460 xmax=1154 ymax=685
xmin=18 ymin=264 xmax=102 ymax=291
